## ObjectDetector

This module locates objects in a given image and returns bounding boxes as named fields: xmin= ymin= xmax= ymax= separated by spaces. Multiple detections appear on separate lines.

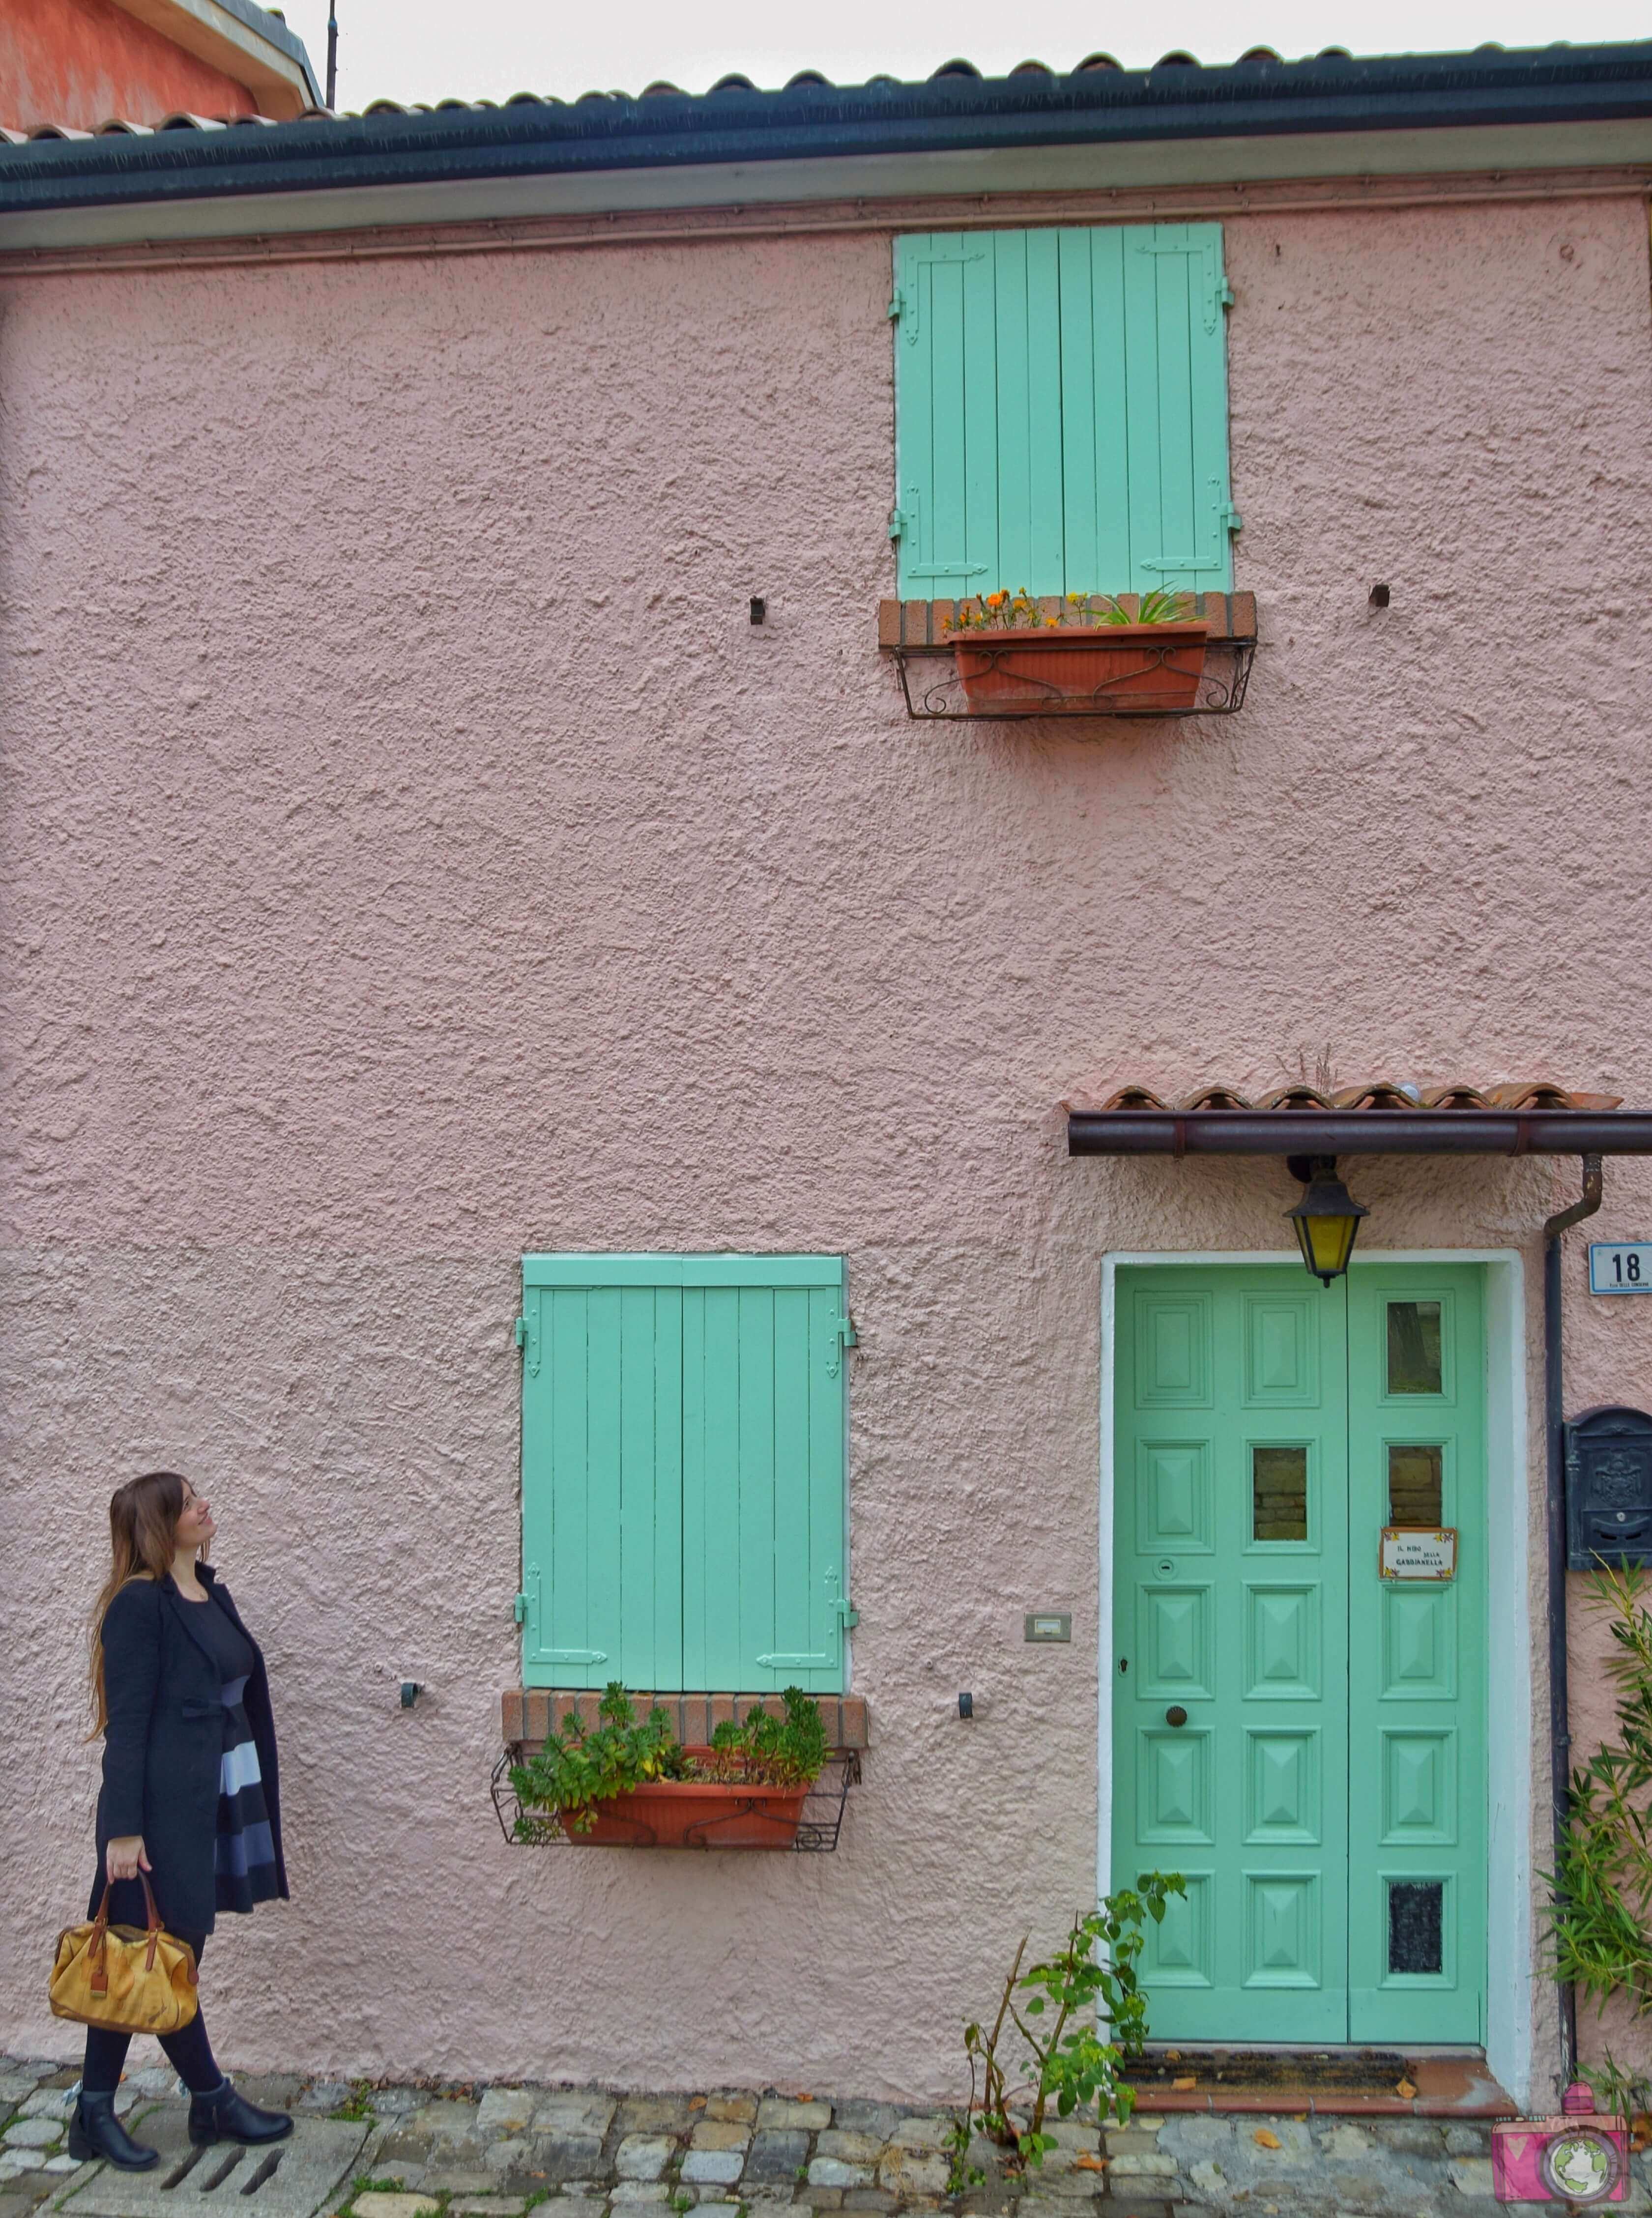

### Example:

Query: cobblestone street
xmin=0 ymin=2058 xmax=1611 ymax=2218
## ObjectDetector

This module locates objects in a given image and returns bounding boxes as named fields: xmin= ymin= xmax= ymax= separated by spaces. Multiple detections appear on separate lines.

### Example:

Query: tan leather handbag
xmin=49 ymin=1875 xmax=199 ymax=2034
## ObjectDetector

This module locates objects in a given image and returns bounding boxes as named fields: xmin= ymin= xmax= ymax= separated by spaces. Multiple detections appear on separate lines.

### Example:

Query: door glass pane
xmin=1252 ymin=1445 xmax=1308 ymax=1542
xmin=1388 ymin=1879 xmax=1444 ymax=1974
xmin=1387 ymin=1301 xmax=1443 ymax=1394
xmin=1388 ymin=1444 xmax=1444 ymax=1526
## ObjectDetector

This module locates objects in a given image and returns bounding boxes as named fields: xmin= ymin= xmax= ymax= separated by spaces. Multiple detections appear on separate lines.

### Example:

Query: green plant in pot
xmin=697 ymin=1685 xmax=829 ymax=1787
xmin=510 ymin=1682 xmax=688 ymax=1838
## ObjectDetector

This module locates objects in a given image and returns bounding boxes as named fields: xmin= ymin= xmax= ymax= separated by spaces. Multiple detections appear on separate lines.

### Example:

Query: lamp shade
xmin=1286 ymin=1159 xmax=1369 ymax=1285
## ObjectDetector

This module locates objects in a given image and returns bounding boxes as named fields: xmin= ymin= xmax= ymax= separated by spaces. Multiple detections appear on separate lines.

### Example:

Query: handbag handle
xmin=88 ymin=1871 xmax=165 ymax=1991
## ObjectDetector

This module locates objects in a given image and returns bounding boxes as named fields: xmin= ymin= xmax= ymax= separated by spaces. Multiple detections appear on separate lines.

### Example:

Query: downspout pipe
xmin=1544 ymin=1152 xmax=1604 ymax=2085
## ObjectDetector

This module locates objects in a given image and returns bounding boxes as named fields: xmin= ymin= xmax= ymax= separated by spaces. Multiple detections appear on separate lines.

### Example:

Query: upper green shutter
xmin=520 ymin=1255 xmax=849 ymax=1693
xmin=892 ymin=223 xmax=1237 ymax=598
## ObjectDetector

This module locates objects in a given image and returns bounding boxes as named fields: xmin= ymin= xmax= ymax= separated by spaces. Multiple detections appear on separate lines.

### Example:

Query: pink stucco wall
xmin=2 ymin=196 xmax=1652 ymax=2101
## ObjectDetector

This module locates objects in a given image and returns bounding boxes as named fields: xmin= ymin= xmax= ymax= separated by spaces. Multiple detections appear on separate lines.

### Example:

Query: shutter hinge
xmin=1219 ymin=278 xmax=1235 ymax=309
xmin=514 ymin=1315 xmax=528 ymax=1349
xmin=887 ymin=286 xmax=904 ymax=320
xmin=512 ymin=1592 xmax=527 ymax=1624
xmin=834 ymin=1595 xmax=860 ymax=1630
xmin=1221 ymin=501 xmax=1243 ymax=536
xmin=827 ymin=1310 xmax=858 ymax=1378
xmin=888 ymin=507 xmax=908 ymax=541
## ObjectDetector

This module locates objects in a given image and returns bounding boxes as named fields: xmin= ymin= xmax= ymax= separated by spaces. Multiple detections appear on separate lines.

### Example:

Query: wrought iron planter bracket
xmin=887 ymin=634 xmax=1255 ymax=720
xmin=491 ymin=1748 xmax=861 ymax=1852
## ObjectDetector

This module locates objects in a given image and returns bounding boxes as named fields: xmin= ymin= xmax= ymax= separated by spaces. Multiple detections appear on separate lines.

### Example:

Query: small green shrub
xmin=962 ymin=1874 xmax=1185 ymax=2167
xmin=1547 ymin=1565 xmax=1652 ymax=2011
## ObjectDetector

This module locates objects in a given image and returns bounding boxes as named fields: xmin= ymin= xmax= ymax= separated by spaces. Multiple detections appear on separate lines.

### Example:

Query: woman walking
xmin=71 ymin=1471 xmax=295 ymax=2170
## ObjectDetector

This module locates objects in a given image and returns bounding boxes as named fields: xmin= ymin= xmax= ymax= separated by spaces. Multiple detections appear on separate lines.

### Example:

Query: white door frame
xmin=1098 ymin=1249 xmax=1532 ymax=2105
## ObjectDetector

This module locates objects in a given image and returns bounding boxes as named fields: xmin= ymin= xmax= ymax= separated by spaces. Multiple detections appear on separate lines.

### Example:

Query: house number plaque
xmin=1380 ymin=1527 xmax=1458 ymax=1582
xmin=1590 ymin=1243 xmax=1652 ymax=1295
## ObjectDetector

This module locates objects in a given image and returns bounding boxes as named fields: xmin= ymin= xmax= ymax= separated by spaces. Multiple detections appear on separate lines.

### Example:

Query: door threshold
xmin=1122 ymin=2047 xmax=1515 ymax=2118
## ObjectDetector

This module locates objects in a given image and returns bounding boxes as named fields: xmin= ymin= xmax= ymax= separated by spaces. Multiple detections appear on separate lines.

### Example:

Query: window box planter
xmin=945 ymin=620 xmax=1212 ymax=714
xmin=877 ymin=593 xmax=1255 ymax=721
xmin=498 ymin=1683 xmax=853 ymax=1851
xmin=555 ymin=1757 xmax=812 ymax=1849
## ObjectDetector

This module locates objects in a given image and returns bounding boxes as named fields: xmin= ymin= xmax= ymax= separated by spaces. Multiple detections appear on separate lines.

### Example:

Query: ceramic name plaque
xmin=1379 ymin=1526 xmax=1458 ymax=1581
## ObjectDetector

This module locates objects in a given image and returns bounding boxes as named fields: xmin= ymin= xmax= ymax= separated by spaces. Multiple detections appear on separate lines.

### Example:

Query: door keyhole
xmin=1165 ymin=1705 xmax=1188 ymax=1728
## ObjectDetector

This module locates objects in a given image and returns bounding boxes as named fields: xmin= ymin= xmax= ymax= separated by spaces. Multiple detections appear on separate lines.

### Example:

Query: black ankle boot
xmin=187 ymin=2079 xmax=295 ymax=2147
xmin=68 ymin=2091 xmax=160 ymax=2170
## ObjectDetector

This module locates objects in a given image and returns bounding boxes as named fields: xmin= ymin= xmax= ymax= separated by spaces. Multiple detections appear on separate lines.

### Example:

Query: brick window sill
xmin=501 ymin=1689 xmax=869 ymax=1756
xmin=876 ymin=590 xmax=1257 ymax=651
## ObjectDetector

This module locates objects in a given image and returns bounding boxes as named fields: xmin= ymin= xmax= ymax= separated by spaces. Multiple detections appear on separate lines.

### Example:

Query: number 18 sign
xmin=1590 ymin=1243 xmax=1652 ymax=1295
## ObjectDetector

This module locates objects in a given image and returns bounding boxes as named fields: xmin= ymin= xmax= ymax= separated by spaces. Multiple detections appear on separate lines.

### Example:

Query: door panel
xmin=1114 ymin=1267 xmax=1350 ymax=2040
xmin=1112 ymin=1261 xmax=1486 ymax=2046
xmin=1347 ymin=1266 xmax=1486 ymax=2042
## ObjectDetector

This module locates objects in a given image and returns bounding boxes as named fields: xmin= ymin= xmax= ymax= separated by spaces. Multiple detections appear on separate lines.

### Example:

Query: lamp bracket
xmin=1287 ymin=1152 xmax=1330 ymax=1185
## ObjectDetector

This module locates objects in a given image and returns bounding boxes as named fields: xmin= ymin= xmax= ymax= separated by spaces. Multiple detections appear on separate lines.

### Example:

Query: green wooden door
xmin=1347 ymin=1266 xmax=1487 ymax=2043
xmin=1112 ymin=1263 xmax=1486 ymax=2045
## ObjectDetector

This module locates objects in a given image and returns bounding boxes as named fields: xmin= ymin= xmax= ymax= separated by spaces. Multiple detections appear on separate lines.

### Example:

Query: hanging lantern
xmin=1286 ymin=1156 xmax=1369 ymax=1285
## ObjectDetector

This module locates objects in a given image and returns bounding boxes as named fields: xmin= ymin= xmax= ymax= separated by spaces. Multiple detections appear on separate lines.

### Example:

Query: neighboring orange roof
xmin=0 ymin=0 xmax=317 ymax=136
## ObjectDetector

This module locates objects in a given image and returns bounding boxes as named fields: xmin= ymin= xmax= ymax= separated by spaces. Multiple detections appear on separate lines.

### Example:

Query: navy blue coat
xmin=90 ymin=1565 xmax=289 ymax=1937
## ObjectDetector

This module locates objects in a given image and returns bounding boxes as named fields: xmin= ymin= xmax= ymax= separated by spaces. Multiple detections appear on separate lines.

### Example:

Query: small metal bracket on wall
xmin=887 ymin=636 xmax=1255 ymax=720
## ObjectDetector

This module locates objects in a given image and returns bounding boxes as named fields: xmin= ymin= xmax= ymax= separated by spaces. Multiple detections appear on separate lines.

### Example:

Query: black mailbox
xmin=1565 ymin=1406 xmax=1652 ymax=1570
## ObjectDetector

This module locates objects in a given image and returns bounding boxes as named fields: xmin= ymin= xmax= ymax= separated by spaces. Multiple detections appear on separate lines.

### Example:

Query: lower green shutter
xmin=521 ymin=1256 xmax=848 ymax=1692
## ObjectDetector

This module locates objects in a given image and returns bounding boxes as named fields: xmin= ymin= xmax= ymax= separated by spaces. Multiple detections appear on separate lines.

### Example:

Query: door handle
xmin=1165 ymin=1705 xmax=1188 ymax=1728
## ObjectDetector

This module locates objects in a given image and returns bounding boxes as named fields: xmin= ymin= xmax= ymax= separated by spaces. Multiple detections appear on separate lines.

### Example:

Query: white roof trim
xmin=3 ymin=114 xmax=1652 ymax=256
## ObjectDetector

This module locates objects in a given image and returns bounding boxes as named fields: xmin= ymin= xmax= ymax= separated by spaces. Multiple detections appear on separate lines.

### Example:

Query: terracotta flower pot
xmin=561 ymin=1756 xmax=811 ymax=1849
xmin=945 ymin=621 xmax=1212 ymax=714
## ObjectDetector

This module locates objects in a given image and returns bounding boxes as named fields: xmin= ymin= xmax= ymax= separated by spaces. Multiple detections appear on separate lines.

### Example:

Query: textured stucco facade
xmin=2 ymin=192 xmax=1652 ymax=2103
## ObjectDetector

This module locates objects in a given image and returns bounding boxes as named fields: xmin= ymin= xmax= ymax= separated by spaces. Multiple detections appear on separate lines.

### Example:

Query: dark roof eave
xmin=4 ymin=40 xmax=1652 ymax=213
xmin=1067 ymin=1110 xmax=1652 ymax=1157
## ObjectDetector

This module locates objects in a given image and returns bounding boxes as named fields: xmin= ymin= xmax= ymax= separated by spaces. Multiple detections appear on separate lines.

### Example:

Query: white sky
xmin=273 ymin=0 xmax=1652 ymax=111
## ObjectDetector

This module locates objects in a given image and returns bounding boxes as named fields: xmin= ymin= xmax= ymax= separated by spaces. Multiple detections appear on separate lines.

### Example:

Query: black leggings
xmin=82 ymin=1929 xmax=223 ymax=2098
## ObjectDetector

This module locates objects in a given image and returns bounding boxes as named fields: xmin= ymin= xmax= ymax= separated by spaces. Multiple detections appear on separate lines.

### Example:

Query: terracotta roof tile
xmin=1062 ymin=1078 xmax=1623 ymax=1115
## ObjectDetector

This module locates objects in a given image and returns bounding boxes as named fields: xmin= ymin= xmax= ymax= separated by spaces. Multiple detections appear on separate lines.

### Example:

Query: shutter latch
xmin=512 ymin=1592 xmax=527 ymax=1624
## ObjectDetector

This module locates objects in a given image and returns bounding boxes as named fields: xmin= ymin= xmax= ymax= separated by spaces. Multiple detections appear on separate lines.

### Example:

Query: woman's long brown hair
xmin=88 ymin=1471 xmax=191 ymax=1736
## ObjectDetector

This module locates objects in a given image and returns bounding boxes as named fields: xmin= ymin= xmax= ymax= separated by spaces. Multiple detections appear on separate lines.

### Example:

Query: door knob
xmin=1165 ymin=1705 xmax=1188 ymax=1728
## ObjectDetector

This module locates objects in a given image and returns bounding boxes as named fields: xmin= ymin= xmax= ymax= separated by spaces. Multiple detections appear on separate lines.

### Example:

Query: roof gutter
xmin=3 ymin=42 xmax=1652 ymax=219
xmin=1066 ymin=1110 xmax=1652 ymax=1155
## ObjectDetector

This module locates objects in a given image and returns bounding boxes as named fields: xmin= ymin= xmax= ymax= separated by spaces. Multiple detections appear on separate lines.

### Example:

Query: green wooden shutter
xmin=520 ymin=1255 xmax=849 ymax=1692
xmin=892 ymin=223 xmax=1237 ymax=598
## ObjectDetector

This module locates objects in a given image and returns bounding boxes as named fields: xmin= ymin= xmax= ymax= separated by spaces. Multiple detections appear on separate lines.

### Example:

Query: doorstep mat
xmin=1125 ymin=2048 xmax=1409 ymax=2094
